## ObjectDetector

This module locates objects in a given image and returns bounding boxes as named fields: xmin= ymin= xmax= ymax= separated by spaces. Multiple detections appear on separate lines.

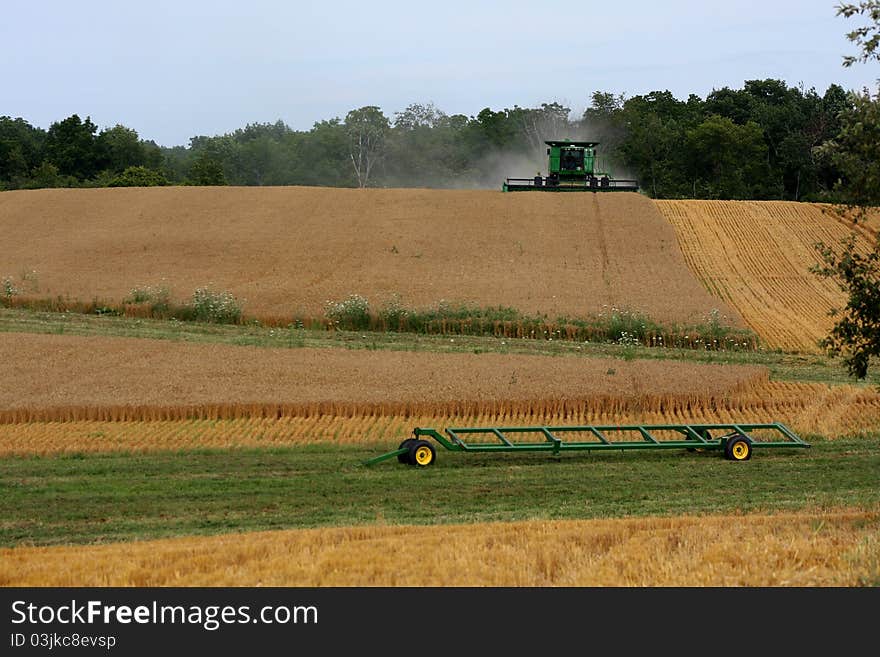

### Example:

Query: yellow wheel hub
xmin=415 ymin=446 xmax=433 ymax=465
xmin=732 ymin=442 xmax=749 ymax=459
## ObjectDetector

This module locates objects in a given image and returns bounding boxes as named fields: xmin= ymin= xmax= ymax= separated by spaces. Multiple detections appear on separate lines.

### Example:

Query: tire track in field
xmin=591 ymin=193 xmax=612 ymax=301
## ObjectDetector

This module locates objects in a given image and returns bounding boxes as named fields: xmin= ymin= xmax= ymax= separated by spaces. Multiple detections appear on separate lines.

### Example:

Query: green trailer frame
xmin=364 ymin=422 xmax=810 ymax=467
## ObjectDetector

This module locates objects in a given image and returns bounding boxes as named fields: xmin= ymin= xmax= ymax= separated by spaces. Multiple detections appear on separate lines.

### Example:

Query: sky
xmin=2 ymin=0 xmax=878 ymax=147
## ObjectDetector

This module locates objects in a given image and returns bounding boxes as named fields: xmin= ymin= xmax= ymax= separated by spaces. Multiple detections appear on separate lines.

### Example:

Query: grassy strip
xmin=0 ymin=293 xmax=758 ymax=351
xmin=0 ymin=307 xmax=876 ymax=386
xmin=1 ymin=437 xmax=877 ymax=548
xmin=318 ymin=295 xmax=759 ymax=350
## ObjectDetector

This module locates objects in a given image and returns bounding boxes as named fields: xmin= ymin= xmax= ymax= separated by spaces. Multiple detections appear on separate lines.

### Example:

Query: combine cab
xmin=503 ymin=139 xmax=639 ymax=192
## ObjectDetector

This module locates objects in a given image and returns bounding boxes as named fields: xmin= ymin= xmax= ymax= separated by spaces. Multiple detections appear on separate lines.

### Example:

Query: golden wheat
xmin=1 ymin=381 xmax=877 ymax=456
xmin=1 ymin=510 xmax=876 ymax=586
xmin=0 ymin=332 xmax=766 ymax=424
xmin=0 ymin=187 xmax=742 ymax=326
xmin=656 ymin=200 xmax=875 ymax=352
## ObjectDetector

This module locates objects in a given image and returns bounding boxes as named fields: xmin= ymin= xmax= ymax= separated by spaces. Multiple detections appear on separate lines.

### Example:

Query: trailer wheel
xmin=408 ymin=440 xmax=436 ymax=467
xmin=397 ymin=438 xmax=416 ymax=463
xmin=725 ymin=434 xmax=752 ymax=461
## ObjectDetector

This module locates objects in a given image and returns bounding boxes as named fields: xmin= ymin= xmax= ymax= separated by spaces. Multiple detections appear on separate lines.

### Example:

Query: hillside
xmin=0 ymin=187 xmax=741 ymax=327
xmin=657 ymin=200 xmax=877 ymax=352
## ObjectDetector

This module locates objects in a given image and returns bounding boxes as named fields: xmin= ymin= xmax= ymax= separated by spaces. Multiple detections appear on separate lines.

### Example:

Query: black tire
xmin=397 ymin=438 xmax=416 ymax=463
xmin=407 ymin=439 xmax=436 ymax=467
xmin=724 ymin=434 xmax=752 ymax=461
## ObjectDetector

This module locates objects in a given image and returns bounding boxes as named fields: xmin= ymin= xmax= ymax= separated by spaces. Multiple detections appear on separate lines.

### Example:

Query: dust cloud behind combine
xmin=456 ymin=118 xmax=633 ymax=189
xmin=397 ymin=105 xmax=632 ymax=190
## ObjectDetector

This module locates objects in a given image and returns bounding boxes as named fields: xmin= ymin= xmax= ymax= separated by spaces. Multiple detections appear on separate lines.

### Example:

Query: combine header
xmin=503 ymin=139 xmax=638 ymax=192
xmin=364 ymin=422 xmax=810 ymax=467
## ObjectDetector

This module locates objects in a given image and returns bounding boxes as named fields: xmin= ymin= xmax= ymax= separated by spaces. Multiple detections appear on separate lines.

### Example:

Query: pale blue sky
xmin=2 ymin=0 xmax=876 ymax=146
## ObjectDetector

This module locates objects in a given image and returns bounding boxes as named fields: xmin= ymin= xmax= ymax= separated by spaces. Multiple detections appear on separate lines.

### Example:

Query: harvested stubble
xmin=1 ymin=511 xmax=876 ymax=586
xmin=0 ymin=332 xmax=766 ymax=425
xmin=0 ymin=187 xmax=740 ymax=326
xmin=657 ymin=200 xmax=876 ymax=352
xmin=829 ymin=205 xmax=880 ymax=240
xmin=1 ymin=381 xmax=878 ymax=456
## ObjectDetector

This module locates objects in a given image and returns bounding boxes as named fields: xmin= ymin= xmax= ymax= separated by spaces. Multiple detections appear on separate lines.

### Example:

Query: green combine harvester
xmin=503 ymin=139 xmax=639 ymax=192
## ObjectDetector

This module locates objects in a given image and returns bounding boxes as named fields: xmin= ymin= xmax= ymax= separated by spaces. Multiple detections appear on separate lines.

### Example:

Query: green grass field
xmin=1 ymin=307 xmax=878 ymax=386
xmin=2 ymin=437 xmax=877 ymax=548
xmin=1 ymin=307 xmax=878 ymax=551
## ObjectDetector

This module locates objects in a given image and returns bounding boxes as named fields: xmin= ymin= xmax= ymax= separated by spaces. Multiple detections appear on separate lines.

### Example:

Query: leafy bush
xmin=190 ymin=287 xmax=242 ymax=323
xmin=378 ymin=294 xmax=409 ymax=329
xmin=325 ymin=294 xmax=371 ymax=329
xmin=108 ymin=166 xmax=169 ymax=187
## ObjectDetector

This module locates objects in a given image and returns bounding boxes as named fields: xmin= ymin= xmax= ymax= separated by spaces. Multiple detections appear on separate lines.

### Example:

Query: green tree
xmin=778 ymin=131 xmax=813 ymax=200
xmin=97 ymin=124 xmax=147 ymax=173
xmin=30 ymin=161 xmax=61 ymax=188
xmin=183 ymin=135 xmax=236 ymax=185
xmin=292 ymin=118 xmax=352 ymax=187
xmin=108 ymin=165 xmax=169 ymax=187
xmin=810 ymin=3 xmax=880 ymax=378
xmin=474 ymin=107 xmax=518 ymax=149
xmin=618 ymin=112 xmax=680 ymax=198
xmin=44 ymin=114 xmax=100 ymax=179
xmin=812 ymin=236 xmax=880 ymax=378
xmin=345 ymin=106 xmax=389 ymax=187
xmin=612 ymin=90 xmax=698 ymax=197
xmin=684 ymin=115 xmax=769 ymax=198
xmin=837 ymin=1 xmax=880 ymax=66
xmin=704 ymin=86 xmax=754 ymax=125
xmin=393 ymin=102 xmax=446 ymax=130
xmin=387 ymin=103 xmax=454 ymax=186
xmin=225 ymin=121 xmax=293 ymax=185
xmin=817 ymin=88 xmax=880 ymax=206
xmin=0 ymin=117 xmax=45 ymax=187
xmin=812 ymin=89 xmax=880 ymax=377
xmin=187 ymin=152 xmax=227 ymax=185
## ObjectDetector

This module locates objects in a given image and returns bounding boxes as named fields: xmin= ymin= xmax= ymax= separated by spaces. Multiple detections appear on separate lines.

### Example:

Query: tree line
xmin=0 ymin=78 xmax=867 ymax=201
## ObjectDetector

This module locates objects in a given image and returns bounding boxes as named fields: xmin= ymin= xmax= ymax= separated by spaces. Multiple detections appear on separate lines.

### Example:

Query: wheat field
xmin=2 ymin=511 xmax=875 ymax=586
xmin=0 ymin=332 xmax=765 ymax=424
xmin=1 ymin=380 xmax=878 ymax=456
xmin=2 ymin=191 xmax=878 ymax=588
xmin=0 ymin=187 xmax=741 ymax=326
xmin=657 ymin=200 xmax=876 ymax=352
xmin=4 ymin=189 xmax=877 ymax=354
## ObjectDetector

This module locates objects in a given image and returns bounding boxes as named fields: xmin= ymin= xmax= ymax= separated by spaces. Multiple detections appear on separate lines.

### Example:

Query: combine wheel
xmin=724 ymin=434 xmax=752 ymax=461
xmin=408 ymin=440 xmax=436 ymax=467
xmin=397 ymin=438 xmax=416 ymax=463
